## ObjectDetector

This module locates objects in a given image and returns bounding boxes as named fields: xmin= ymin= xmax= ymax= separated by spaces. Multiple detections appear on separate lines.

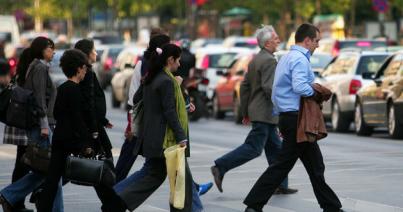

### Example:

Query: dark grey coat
xmin=240 ymin=49 xmax=278 ymax=124
xmin=141 ymin=71 xmax=187 ymax=158
xmin=24 ymin=59 xmax=57 ymax=129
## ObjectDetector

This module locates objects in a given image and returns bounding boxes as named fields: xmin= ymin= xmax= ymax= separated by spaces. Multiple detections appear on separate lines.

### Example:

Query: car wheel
xmin=213 ymin=95 xmax=225 ymax=119
xmin=233 ymin=96 xmax=242 ymax=124
xmin=331 ymin=99 xmax=350 ymax=132
xmin=388 ymin=104 xmax=403 ymax=139
xmin=111 ymin=90 xmax=120 ymax=108
xmin=354 ymin=102 xmax=373 ymax=136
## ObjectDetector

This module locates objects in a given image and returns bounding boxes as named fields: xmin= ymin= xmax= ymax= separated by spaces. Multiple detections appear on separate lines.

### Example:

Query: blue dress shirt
xmin=272 ymin=45 xmax=315 ymax=114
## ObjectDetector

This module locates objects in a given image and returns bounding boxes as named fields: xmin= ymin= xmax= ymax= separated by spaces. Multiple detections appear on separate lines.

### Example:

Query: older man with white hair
xmin=211 ymin=25 xmax=298 ymax=195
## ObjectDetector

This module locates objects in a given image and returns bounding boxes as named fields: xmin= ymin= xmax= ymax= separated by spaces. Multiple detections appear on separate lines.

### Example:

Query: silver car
xmin=318 ymin=51 xmax=389 ymax=132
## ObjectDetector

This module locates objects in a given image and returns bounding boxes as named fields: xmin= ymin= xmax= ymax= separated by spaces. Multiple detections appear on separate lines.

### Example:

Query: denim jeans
xmin=215 ymin=122 xmax=288 ymax=188
xmin=0 ymin=127 xmax=64 ymax=212
xmin=114 ymin=159 xmax=150 ymax=193
xmin=115 ymin=158 xmax=204 ymax=212
xmin=191 ymin=182 xmax=203 ymax=212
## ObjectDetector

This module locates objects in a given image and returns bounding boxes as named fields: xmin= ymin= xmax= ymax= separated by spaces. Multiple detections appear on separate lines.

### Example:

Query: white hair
xmin=256 ymin=25 xmax=276 ymax=49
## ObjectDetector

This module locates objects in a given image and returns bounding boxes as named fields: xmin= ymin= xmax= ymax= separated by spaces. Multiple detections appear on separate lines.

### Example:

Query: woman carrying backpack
xmin=1 ymin=53 xmax=32 ymax=212
xmin=0 ymin=37 xmax=63 ymax=212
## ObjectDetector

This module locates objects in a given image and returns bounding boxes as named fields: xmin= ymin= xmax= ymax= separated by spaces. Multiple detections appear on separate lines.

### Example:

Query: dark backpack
xmin=5 ymin=85 xmax=42 ymax=129
xmin=0 ymin=84 xmax=12 ymax=123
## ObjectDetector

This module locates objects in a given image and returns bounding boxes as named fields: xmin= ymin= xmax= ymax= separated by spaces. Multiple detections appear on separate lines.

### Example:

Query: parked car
xmin=191 ymin=38 xmax=223 ymax=52
xmin=213 ymin=53 xmax=254 ymax=122
xmin=88 ymin=32 xmax=123 ymax=45
xmin=195 ymin=46 xmax=252 ymax=100
xmin=317 ymin=38 xmax=387 ymax=57
xmin=318 ymin=51 xmax=390 ymax=132
xmin=222 ymin=36 xmax=258 ymax=49
xmin=49 ymin=50 xmax=66 ymax=87
xmin=93 ymin=44 xmax=124 ymax=89
xmin=110 ymin=46 xmax=145 ymax=108
xmin=355 ymin=51 xmax=403 ymax=138
xmin=275 ymin=51 xmax=333 ymax=75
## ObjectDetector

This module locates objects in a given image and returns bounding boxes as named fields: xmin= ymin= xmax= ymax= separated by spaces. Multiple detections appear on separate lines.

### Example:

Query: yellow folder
xmin=164 ymin=144 xmax=186 ymax=209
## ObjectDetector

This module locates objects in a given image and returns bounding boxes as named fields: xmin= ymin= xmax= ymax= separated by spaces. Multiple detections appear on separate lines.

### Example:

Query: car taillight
xmin=349 ymin=79 xmax=362 ymax=95
xmin=201 ymin=78 xmax=209 ymax=85
xmin=104 ymin=57 xmax=113 ymax=71
xmin=133 ymin=56 xmax=139 ymax=65
xmin=201 ymin=55 xmax=209 ymax=69
xmin=8 ymin=58 xmax=17 ymax=76
xmin=332 ymin=41 xmax=340 ymax=57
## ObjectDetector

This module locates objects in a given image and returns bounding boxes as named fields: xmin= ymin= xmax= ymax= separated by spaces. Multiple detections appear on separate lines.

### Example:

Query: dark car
xmin=355 ymin=51 xmax=403 ymax=139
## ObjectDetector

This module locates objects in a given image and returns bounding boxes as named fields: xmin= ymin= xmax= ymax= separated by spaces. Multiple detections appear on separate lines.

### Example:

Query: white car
xmin=317 ymin=51 xmax=390 ymax=132
xmin=111 ymin=46 xmax=145 ymax=108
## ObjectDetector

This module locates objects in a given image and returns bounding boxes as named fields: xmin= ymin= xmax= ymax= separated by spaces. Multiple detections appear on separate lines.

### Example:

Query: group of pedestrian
xmin=0 ymin=22 xmax=344 ymax=212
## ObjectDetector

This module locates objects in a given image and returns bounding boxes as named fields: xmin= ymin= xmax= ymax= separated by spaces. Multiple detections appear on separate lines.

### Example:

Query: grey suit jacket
xmin=142 ymin=71 xmax=187 ymax=158
xmin=240 ymin=49 xmax=278 ymax=124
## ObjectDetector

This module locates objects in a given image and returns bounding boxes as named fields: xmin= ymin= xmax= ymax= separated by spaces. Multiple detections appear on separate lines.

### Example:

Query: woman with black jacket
xmin=74 ymin=39 xmax=113 ymax=158
xmin=37 ymin=49 xmax=116 ymax=212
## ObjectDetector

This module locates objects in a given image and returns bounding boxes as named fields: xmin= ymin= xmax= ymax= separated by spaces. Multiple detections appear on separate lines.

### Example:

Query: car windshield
xmin=311 ymin=54 xmax=333 ymax=69
xmin=109 ymin=47 xmax=124 ymax=62
xmin=340 ymin=41 xmax=387 ymax=51
xmin=209 ymin=53 xmax=237 ymax=68
xmin=0 ymin=32 xmax=11 ymax=43
xmin=356 ymin=55 xmax=388 ymax=74
xmin=93 ymin=36 xmax=122 ymax=44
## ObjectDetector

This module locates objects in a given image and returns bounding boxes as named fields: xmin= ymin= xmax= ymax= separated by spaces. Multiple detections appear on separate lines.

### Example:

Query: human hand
xmin=105 ymin=123 xmax=113 ymax=129
xmin=189 ymin=103 xmax=196 ymax=113
xmin=41 ymin=128 xmax=49 ymax=138
xmin=242 ymin=117 xmax=250 ymax=125
xmin=175 ymin=76 xmax=183 ymax=85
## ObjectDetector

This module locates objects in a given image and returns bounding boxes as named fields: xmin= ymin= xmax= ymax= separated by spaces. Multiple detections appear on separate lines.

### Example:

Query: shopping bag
xmin=164 ymin=144 xmax=186 ymax=209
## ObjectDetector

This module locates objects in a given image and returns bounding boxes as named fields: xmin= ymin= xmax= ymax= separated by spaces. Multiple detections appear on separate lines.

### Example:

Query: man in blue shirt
xmin=243 ymin=23 xmax=343 ymax=212
xmin=211 ymin=25 xmax=297 ymax=195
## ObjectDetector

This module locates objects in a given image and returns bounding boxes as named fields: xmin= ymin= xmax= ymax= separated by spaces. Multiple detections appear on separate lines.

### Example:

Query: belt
xmin=279 ymin=111 xmax=299 ymax=116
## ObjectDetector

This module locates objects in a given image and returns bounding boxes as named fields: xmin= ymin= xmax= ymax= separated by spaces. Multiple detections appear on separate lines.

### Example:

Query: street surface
xmin=0 ymin=90 xmax=402 ymax=212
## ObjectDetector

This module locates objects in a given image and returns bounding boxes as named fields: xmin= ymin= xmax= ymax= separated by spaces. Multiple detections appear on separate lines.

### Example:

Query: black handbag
xmin=21 ymin=143 xmax=51 ymax=173
xmin=64 ymin=155 xmax=115 ymax=187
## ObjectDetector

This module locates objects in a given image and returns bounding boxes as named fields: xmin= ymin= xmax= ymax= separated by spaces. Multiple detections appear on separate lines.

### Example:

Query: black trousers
xmin=115 ymin=138 xmax=138 ymax=182
xmin=118 ymin=157 xmax=193 ymax=212
xmin=37 ymin=147 xmax=117 ymax=212
xmin=244 ymin=113 xmax=342 ymax=212
xmin=12 ymin=145 xmax=30 ymax=209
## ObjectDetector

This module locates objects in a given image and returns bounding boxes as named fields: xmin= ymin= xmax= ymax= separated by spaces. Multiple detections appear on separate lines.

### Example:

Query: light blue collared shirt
xmin=272 ymin=45 xmax=315 ymax=114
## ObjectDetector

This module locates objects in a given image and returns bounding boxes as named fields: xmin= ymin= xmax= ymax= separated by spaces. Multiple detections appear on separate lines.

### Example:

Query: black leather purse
xmin=21 ymin=143 xmax=51 ymax=174
xmin=64 ymin=154 xmax=115 ymax=187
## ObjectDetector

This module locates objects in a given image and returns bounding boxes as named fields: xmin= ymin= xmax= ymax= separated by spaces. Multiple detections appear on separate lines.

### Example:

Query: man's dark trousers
xmin=243 ymin=113 xmax=342 ymax=211
xmin=214 ymin=121 xmax=288 ymax=188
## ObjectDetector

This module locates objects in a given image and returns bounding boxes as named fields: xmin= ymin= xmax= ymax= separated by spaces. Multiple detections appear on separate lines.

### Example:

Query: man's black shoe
xmin=274 ymin=187 xmax=298 ymax=195
xmin=244 ymin=207 xmax=263 ymax=212
xmin=0 ymin=195 xmax=13 ymax=212
xmin=210 ymin=166 xmax=223 ymax=192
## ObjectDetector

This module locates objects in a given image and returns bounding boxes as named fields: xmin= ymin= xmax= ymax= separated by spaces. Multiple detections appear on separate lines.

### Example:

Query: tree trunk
xmin=34 ymin=0 xmax=42 ymax=32
xmin=67 ymin=16 xmax=74 ymax=39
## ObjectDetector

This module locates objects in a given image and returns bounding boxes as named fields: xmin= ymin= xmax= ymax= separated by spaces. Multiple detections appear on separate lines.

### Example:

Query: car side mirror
xmin=361 ymin=72 xmax=374 ymax=80
xmin=235 ymin=70 xmax=245 ymax=76
xmin=374 ymin=78 xmax=382 ymax=87
xmin=217 ymin=70 xmax=230 ymax=77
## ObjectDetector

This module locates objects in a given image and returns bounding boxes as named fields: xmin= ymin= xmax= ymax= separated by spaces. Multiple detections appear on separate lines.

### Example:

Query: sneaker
xmin=198 ymin=182 xmax=213 ymax=196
